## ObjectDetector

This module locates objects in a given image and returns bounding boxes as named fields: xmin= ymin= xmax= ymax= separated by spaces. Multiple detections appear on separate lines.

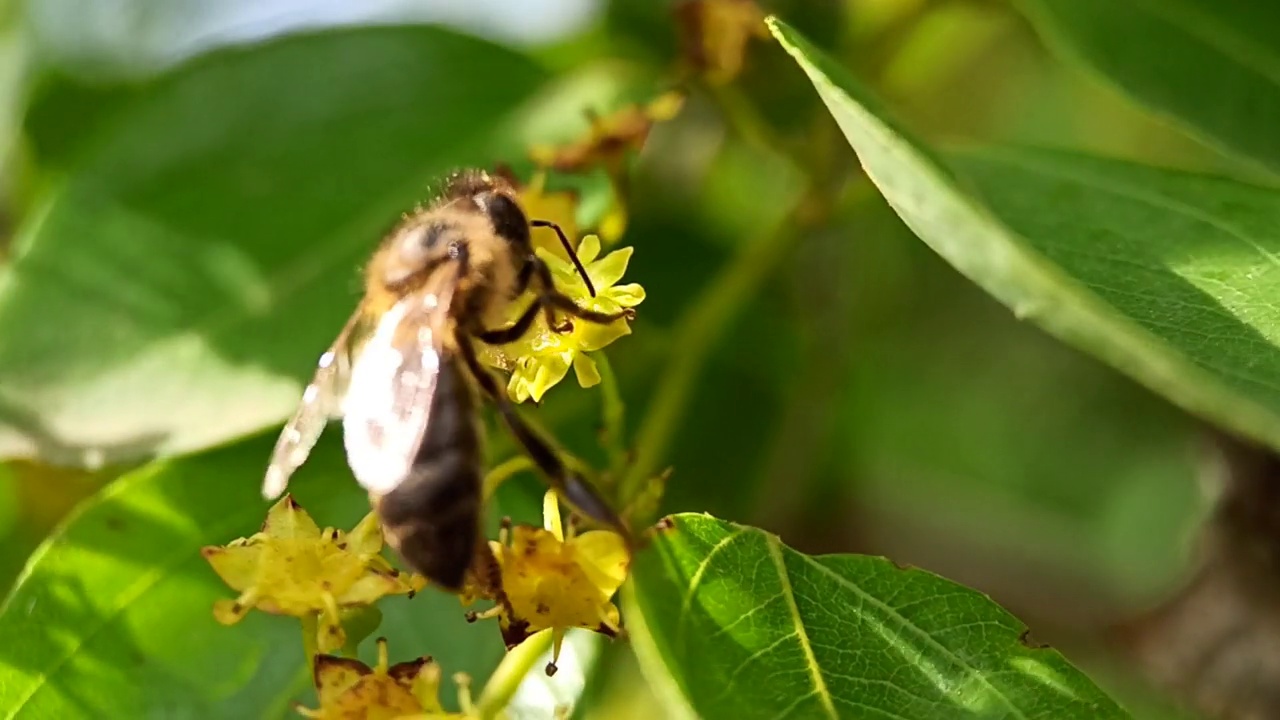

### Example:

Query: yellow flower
xmin=466 ymin=491 xmax=630 ymax=673
xmin=479 ymin=235 xmax=645 ymax=403
xmin=296 ymin=638 xmax=486 ymax=719
xmin=675 ymin=0 xmax=768 ymax=85
xmin=202 ymin=496 xmax=425 ymax=653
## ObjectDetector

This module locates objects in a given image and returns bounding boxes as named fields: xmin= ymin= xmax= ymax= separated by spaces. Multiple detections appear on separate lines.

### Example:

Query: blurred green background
xmin=0 ymin=0 xmax=1234 ymax=717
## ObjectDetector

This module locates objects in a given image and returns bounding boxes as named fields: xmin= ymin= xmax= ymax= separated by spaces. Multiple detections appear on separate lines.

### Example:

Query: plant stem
xmin=593 ymin=351 xmax=628 ymax=477
xmin=483 ymin=455 xmax=534 ymax=501
xmin=476 ymin=629 xmax=555 ymax=719
xmin=300 ymin=613 xmax=319 ymax=675
xmin=621 ymin=214 xmax=799 ymax=503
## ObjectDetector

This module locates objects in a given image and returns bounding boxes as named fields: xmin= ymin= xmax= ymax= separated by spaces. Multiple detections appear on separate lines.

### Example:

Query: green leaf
xmin=0 ymin=431 xmax=536 ymax=718
xmin=1013 ymin=0 xmax=1280 ymax=175
xmin=768 ymin=16 xmax=1280 ymax=457
xmin=626 ymin=514 xmax=1129 ymax=719
xmin=0 ymin=26 xmax=546 ymax=467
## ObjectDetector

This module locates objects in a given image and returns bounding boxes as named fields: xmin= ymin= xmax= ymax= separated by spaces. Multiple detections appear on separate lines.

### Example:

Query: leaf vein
xmin=799 ymin=554 xmax=1030 ymax=720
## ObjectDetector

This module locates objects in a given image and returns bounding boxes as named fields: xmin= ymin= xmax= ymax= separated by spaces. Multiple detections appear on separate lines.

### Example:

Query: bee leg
xmin=531 ymin=220 xmax=596 ymax=297
xmin=530 ymin=257 xmax=636 ymax=326
xmin=457 ymin=336 xmax=632 ymax=543
xmin=476 ymin=301 xmax=540 ymax=345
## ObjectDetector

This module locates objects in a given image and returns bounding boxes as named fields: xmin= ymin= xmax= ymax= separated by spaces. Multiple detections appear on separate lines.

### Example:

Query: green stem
xmin=593 ymin=351 xmax=628 ymax=477
xmin=476 ymin=629 xmax=555 ymax=719
xmin=300 ymin=613 xmax=319 ymax=675
xmin=483 ymin=455 xmax=534 ymax=501
xmin=620 ymin=215 xmax=800 ymax=503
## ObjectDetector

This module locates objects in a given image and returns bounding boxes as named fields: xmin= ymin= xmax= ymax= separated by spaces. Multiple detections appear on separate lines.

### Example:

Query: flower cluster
xmin=202 ymin=496 xmax=424 ymax=653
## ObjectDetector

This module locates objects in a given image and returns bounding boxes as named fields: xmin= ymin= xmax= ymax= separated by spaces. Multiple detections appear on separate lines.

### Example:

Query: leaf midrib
xmin=765 ymin=535 xmax=837 ymax=720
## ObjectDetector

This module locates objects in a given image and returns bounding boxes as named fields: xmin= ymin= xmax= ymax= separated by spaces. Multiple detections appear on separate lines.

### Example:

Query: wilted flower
xmin=529 ymin=92 xmax=685 ymax=176
xmin=675 ymin=0 xmax=768 ymax=85
xmin=296 ymin=637 xmax=485 ymax=719
xmin=202 ymin=496 xmax=425 ymax=653
xmin=466 ymin=491 xmax=630 ymax=674
xmin=479 ymin=234 xmax=644 ymax=403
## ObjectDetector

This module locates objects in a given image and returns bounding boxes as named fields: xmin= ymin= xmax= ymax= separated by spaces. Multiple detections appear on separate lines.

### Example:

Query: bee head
xmin=441 ymin=169 xmax=532 ymax=251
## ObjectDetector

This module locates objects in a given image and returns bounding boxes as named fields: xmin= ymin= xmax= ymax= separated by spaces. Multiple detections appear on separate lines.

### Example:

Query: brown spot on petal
xmin=501 ymin=617 xmax=533 ymax=650
xmin=387 ymin=657 xmax=431 ymax=683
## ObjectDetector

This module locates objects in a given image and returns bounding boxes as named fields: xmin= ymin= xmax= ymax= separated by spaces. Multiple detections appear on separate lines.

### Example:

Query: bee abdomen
xmin=376 ymin=356 xmax=484 ymax=592
xmin=377 ymin=453 xmax=481 ymax=591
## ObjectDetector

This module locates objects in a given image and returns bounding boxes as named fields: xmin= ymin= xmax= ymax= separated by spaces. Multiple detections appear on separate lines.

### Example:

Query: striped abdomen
xmin=375 ymin=353 xmax=483 ymax=592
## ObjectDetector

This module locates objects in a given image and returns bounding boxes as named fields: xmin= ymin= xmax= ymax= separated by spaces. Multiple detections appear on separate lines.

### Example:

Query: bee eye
xmin=477 ymin=193 xmax=530 ymax=247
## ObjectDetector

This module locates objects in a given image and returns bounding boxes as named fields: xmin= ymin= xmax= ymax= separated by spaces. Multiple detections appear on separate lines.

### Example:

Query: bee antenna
xmin=531 ymin=220 xmax=597 ymax=298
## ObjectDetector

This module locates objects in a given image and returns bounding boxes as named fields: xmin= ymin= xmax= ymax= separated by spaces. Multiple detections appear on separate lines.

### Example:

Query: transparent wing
xmin=342 ymin=284 xmax=454 ymax=496
xmin=261 ymin=309 xmax=361 ymax=499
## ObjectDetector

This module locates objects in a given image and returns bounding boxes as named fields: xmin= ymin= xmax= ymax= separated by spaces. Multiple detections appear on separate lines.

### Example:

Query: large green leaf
xmin=0 ymin=431 xmax=538 ymax=718
xmin=1014 ymin=0 xmax=1280 ymax=175
xmin=626 ymin=514 xmax=1129 ymax=719
xmin=0 ymin=26 xmax=546 ymax=467
xmin=768 ymin=17 xmax=1280 ymax=456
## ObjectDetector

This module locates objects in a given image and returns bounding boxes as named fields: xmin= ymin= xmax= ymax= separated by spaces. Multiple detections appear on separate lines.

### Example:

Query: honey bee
xmin=260 ymin=169 xmax=634 ymax=592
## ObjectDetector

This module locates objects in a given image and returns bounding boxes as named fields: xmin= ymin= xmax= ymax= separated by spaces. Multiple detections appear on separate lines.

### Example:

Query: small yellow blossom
xmin=675 ymin=0 xmax=768 ymax=85
xmin=529 ymin=92 xmax=685 ymax=176
xmin=480 ymin=235 xmax=645 ymax=403
xmin=466 ymin=491 xmax=630 ymax=673
xmin=297 ymin=637 xmax=487 ymax=719
xmin=202 ymin=496 xmax=425 ymax=653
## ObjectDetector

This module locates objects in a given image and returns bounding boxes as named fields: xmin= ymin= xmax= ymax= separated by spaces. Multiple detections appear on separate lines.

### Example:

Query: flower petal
xmin=314 ymin=655 xmax=371 ymax=705
xmin=588 ymin=246 xmax=633 ymax=289
xmin=576 ymin=235 xmax=602 ymax=265
xmin=526 ymin=353 xmax=572 ymax=403
xmin=572 ymin=353 xmax=601 ymax=388
xmin=261 ymin=495 xmax=321 ymax=540
xmin=575 ymin=320 xmax=630 ymax=353
xmin=605 ymin=283 xmax=646 ymax=307
xmin=570 ymin=531 xmax=631 ymax=596
xmin=338 ymin=569 xmax=421 ymax=606
xmin=201 ymin=544 xmax=261 ymax=592
xmin=345 ymin=511 xmax=384 ymax=556
xmin=212 ymin=598 xmax=252 ymax=626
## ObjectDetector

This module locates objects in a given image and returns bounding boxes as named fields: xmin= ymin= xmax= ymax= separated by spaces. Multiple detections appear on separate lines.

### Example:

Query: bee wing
xmin=261 ymin=309 xmax=361 ymax=500
xmin=342 ymin=286 xmax=453 ymax=496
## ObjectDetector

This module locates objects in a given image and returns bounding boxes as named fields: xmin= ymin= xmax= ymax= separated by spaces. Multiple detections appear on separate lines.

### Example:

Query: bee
xmin=260 ymin=169 xmax=634 ymax=592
